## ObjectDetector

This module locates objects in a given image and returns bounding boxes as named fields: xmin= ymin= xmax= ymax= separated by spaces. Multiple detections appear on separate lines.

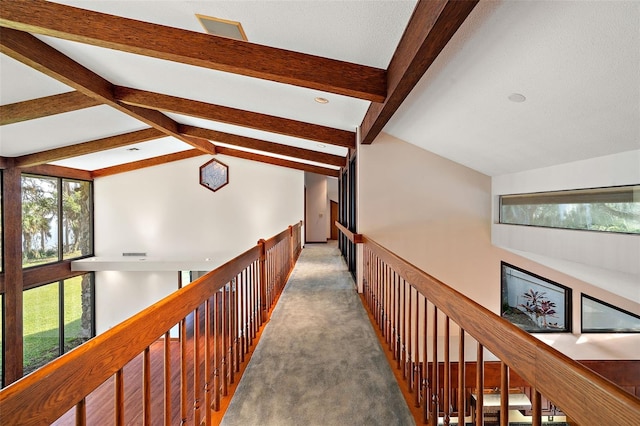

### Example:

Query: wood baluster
xmin=458 ymin=329 xmax=465 ymax=426
xmin=143 ymin=346 xmax=151 ymax=426
xmin=164 ymin=331 xmax=171 ymax=426
xmin=414 ymin=290 xmax=420 ymax=408
xmin=431 ymin=307 xmax=439 ymax=425
xmin=239 ymin=270 xmax=246 ymax=362
xmin=391 ymin=268 xmax=396 ymax=351
xmin=115 ymin=369 xmax=124 ymax=425
xmin=373 ymin=259 xmax=384 ymax=327
xmin=221 ymin=284 xmax=228 ymax=396
xmin=370 ymin=250 xmax=375 ymax=311
xmin=401 ymin=278 xmax=407 ymax=378
xmin=443 ymin=316 xmax=450 ymax=426
xmin=229 ymin=277 xmax=240 ymax=383
xmin=229 ymin=282 xmax=236 ymax=384
xmin=204 ymin=298 xmax=212 ymax=426
xmin=382 ymin=263 xmax=387 ymax=334
xmin=180 ymin=318 xmax=188 ymax=424
xmin=475 ymin=343 xmax=484 ymax=426
xmin=213 ymin=291 xmax=220 ymax=412
xmin=193 ymin=306 xmax=201 ymax=425
xmin=381 ymin=263 xmax=386 ymax=338
xmin=234 ymin=278 xmax=240 ymax=374
xmin=407 ymin=284 xmax=413 ymax=390
xmin=258 ymin=239 xmax=267 ymax=325
xmin=248 ymin=263 xmax=254 ymax=343
xmin=374 ymin=257 xmax=379 ymax=326
xmin=531 ymin=389 xmax=542 ymax=426
xmin=500 ymin=362 xmax=509 ymax=426
xmin=75 ymin=398 xmax=86 ymax=426
xmin=245 ymin=267 xmax=251 ymax=352
xmin=386 ymin=265 xmax=392 ymax=347
xmin=396 ymin=273 xmax=402 ymax=370
xmin=423 ymin=296 xmax=429 ymax=424
xmin=392 ymin=271 xmax=397 ymax=359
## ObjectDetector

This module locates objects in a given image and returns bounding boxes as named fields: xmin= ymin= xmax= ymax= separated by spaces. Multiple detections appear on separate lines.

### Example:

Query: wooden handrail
xmin=335 ymin=221 xmax=362 ymax=243
xmin=0 ymin=222 xmax=302 ymax=424
xmin=362 ymin=235 xmax=640 ymax=424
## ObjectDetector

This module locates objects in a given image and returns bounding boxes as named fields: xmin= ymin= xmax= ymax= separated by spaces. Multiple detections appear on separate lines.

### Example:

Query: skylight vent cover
xmin=196 ymin=14 xmax=247 ymax=41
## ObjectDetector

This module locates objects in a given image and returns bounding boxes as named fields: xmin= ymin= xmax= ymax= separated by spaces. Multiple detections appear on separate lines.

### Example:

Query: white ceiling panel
xmin=52 ymin=136 xmax=192 ymax=171
xmin=0 ymin=105 xmax=150 ymax=156
xmin=0 ymin=54 xmax=72 ymax=105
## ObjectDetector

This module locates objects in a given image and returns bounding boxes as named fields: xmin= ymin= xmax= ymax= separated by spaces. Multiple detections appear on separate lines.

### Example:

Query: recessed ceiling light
xmin=196 ymin=14 xmax=247 ymax=41
xmin=508 ymin=93 xmax=526 ymax=103
xmin=314 ymin=97 xmax=329 ymax=104
xmin=317 ymin=143 xmax=326 ymax=148
xmin=127 ymin=147 xmax=140 ymax=151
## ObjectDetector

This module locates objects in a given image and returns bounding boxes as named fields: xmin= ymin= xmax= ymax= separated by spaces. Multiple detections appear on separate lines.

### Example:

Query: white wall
xmin=304 ymin=172 xmax=328 ymax=242
xmin=93 ymin=154 xmax=304 ymax=332
xmin=358 ymin=133 xmax=639 ymax=360
xmin=327 ymin=177 xmax=338 ymax=203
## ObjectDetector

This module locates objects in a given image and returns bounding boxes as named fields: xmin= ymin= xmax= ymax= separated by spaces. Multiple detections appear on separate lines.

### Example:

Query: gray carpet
xmin=221 ymin=242 xmax=415 ymax=426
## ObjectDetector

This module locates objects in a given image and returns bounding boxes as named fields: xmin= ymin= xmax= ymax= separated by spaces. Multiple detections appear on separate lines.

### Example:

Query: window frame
xmin=500 ymin=262 xmax=573 ymax=333
xmin=499 ymin=184 xmax=640 ymax=235
xmin=581 ymin=293 xmax=640 ymax=333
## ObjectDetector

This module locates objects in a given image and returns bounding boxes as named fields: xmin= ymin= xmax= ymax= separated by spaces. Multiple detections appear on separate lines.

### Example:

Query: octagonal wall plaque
xmin=199 ymin=158 xmax=229 ymax=192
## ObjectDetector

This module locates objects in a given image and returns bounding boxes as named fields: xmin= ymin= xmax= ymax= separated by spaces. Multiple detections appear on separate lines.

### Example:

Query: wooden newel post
xmin=258 ymin=239 xmax=268 ymax=322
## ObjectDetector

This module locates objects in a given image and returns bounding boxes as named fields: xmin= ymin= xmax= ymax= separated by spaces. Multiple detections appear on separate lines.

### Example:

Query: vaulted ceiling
xmin=1 ymin=1 xmax=638 ymax=179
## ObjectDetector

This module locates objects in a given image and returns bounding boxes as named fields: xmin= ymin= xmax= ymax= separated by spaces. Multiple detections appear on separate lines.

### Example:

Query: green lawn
xmin=22 ymin=276 xmax=86 ymax=375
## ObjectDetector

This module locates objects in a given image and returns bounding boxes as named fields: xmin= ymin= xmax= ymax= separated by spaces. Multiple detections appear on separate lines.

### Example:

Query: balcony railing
xmin=338 ymin=222 xmax=640 ymax=425
xmin=0 ymin=222 xmax=302 ymax=425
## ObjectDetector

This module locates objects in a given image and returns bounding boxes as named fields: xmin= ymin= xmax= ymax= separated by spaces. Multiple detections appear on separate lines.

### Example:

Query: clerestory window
xmin=499 ymin=185 xmax=640 ymax=234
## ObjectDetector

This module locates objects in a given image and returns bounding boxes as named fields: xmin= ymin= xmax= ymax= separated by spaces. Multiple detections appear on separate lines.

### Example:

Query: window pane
xmin=1 ymin=294 xmax=3 ymax=388
xmin=22 ymin=176 xmax=59 ymax=267
xmin=62 ymin=179 xmax=92 ymax=260
xmin=500 ymin=185 xmax=640 ymax=234
xmin=501 ymin=263 xmax=571 ymax=332
xmin=63 ymin=275 xmax=93 ymax=352
xmin=1 ymin=171 xmax=3 ymax=273
xmin=582 ymin=295 xmax=640 ymax=332
xmin=24 ymin=283 xmax=60 ymax=375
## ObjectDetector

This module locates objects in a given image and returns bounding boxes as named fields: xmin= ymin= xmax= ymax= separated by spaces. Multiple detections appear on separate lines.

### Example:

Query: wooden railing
xmin=0 ymin=222 xmax=303 ymax=425
xmin=336 ymin=224 xmax=640 ymax=425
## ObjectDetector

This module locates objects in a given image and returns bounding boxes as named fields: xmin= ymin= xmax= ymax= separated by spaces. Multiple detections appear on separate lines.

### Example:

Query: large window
xmin=22 ymin=175 xmax=92 ymax=267
xmin=500 ymin=185 xmax=640 ymax=234
xmin=23 ymin=275 xmax=95 ymax=375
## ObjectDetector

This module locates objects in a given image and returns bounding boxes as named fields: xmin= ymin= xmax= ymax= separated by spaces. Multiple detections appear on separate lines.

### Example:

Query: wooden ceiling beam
xmin=180 ymin=125 xmax=346 ymax=168
xmin=0 ymin=91 xmax=101 ymax=125
xmin=0 ymin=0 xmax=387 ymax=102
xmin=115 ymin=87 xmax=356 ymax=149
xmin=360 ymin=0 xmax=478 ymax=145
xmin=13 ymin=128 xmax=165 ymax=168
xmin=214 ymin=146 xmax=340 ymax=177
xmin=0 ymin=28 xmax=215 ymax=155
xmin=91 ymin=150 xmax=205 ymax=178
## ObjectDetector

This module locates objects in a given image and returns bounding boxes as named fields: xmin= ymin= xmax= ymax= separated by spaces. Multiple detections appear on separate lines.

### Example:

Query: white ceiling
xmin=385 ymin=0 xmax=640 ymax=176
xmin=1 ymin=0 xmax=638 ymax=177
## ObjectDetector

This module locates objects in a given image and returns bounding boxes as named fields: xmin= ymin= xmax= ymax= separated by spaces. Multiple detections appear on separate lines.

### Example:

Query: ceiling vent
xmin=196 ymin=14 xmax=247 ymax=41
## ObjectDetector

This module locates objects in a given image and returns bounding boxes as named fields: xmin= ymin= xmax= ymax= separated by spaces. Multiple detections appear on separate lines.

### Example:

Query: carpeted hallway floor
xmin=221 ymin=242 xmax=415 ymax=426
